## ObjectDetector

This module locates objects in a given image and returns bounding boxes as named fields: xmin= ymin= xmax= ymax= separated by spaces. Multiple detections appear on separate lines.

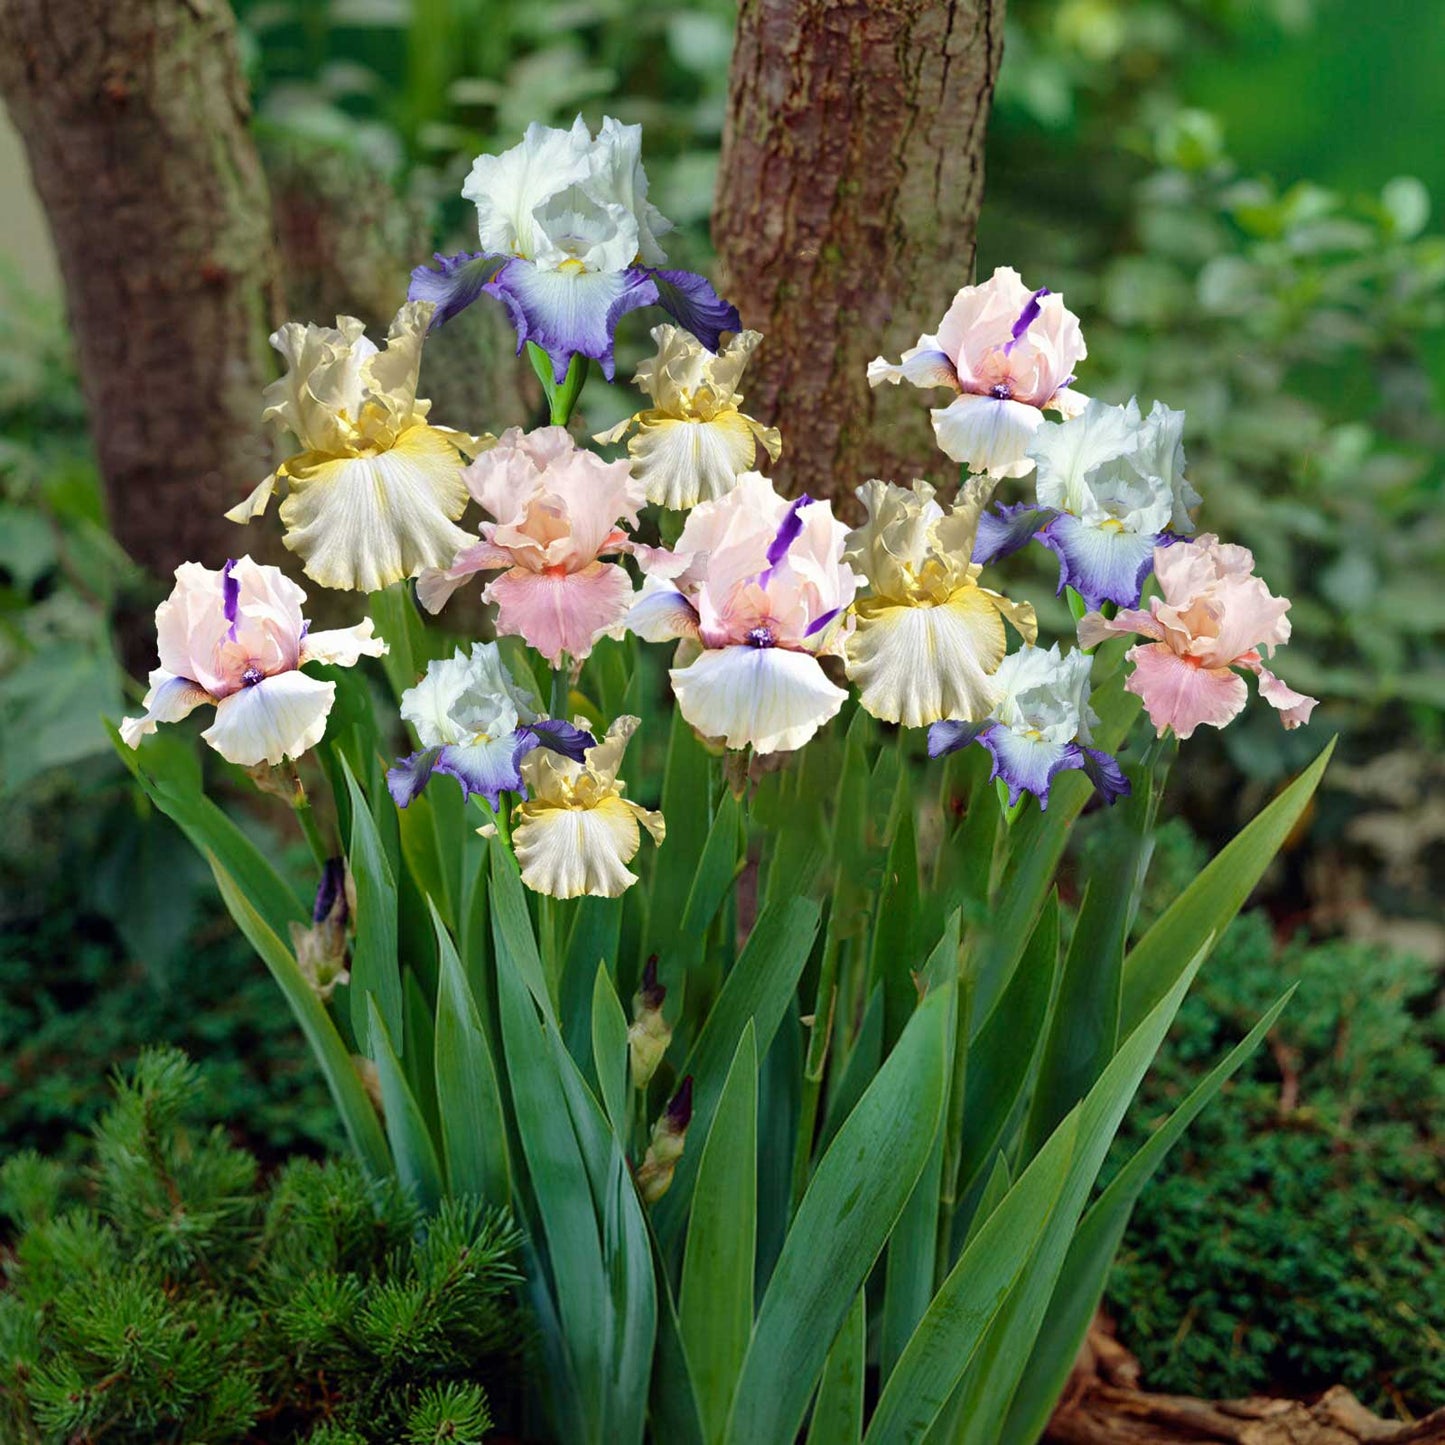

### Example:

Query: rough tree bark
xmin=0 ymin=0 xmax=282 ymax=590
xmin=714 ymin=0 xmax=1006 ymax=508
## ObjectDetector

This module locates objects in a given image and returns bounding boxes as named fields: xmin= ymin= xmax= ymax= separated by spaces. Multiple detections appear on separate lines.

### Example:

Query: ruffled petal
xmin=670 ymin=644 xmax=847 ymax=754
xmin=484 ymin=560 xmax=634 ymax=666
xmin=1038 ymin=513 xmax=1160 ymax=610
xmin=625 ymin=411 xmax=765 ymax=510
xmin=1123 ymin=642 xmax=1248 ymax=740
xmin=277 ymin=425 xmax=474 ymax=593
xmin=485 ymin=258 xmax=658 ymax=381
xmin=1077 ymin=605 xmax=1167 ymax=650
xmin=1080 ymin=746 xmax=1131 ymax=805
xmin=972 ymin=501 xmax=1057 ymax=566
xmin=931 ymin=393 xmax=1047 ymax=478
xmin=648 ymin=269 xmax=742 ymax=354
xmin=407 ymin=252 xmax=508 ymax=329
xmin=225 ymin=471 xmax=279 ymax=525
xmin=1250 ymin=663 xmax=1319 ymax=729
xmin=628 ymin=580 xmax=701 ymax=642
xmin=516 ymin=718 xmax=596 ymax=764
xmin=201 ymin=671 xmax=337 ymax=766
xmin=387 ymin=746 xmax=444 ymax=808
xmin=431 ymin=733 xmax=531 ymax=808
xmin=979 ymin=725 xmax=1084 ymax=810
xmin=926 ymin=718 xmax=989 ymax=759
xmin=867 ymin=340 xmax=959 ymax=391
xmin=513 ymin=793 xmax=652 ymax=899
xmin=416 ymin=539 xmax=516 ymax=615
xmin=119 ymin=670 xmax=214 ymax=749
xmin=846 ymin=591 xmax=1009 ymax=729
xmin=300 ymin=618 xmax=388 ymax=669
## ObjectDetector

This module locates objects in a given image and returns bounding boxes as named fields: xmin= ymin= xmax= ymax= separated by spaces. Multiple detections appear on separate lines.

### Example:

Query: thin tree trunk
xmin=714 ymin=0 xmax=1006 ymax=508
xmin=0 ymin=0 xmax=281 ymax=595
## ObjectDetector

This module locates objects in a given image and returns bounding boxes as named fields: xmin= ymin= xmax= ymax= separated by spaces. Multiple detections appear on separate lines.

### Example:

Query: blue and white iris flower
xmin=408 ymin=117 xmax=741 ymax=382
xmin=386 ymin=642 xmax=592 ymax=809
xmin=973 ymin=398 xmax=1199 ymax=610
xmin=927 ymin=642 xmax=1129 ymax=810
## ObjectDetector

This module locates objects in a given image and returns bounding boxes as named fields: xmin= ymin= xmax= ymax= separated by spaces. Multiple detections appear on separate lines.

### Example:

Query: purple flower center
xmin=746 ymin=625 xmax=776 ymax=649
xmin=240 ymin=665 xmax=265 ymax=688
xmin=989 ymin=381 xmax=1014 ymax=400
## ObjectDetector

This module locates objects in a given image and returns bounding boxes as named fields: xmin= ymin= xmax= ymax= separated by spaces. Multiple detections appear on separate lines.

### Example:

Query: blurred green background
xmin=1 ymin=0 xmax=1441 ymax=1414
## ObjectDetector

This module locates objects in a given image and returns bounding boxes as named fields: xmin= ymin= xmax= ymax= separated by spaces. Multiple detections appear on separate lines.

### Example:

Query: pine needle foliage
xmin=0 ymin=1049 xmax=522 ymax=1444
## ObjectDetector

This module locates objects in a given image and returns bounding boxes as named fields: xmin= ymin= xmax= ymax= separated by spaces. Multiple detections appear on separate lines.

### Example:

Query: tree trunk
xmin=714 ymin=0 xmax=1006 ymax=509
xmin=0 ymin=0 xmax=281 ymax=596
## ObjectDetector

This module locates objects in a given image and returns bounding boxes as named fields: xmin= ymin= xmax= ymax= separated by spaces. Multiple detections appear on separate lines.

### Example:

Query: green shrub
xmin=0 ymin=1049 xmax=524 ymax=1444
xmin=1101 ymin=892 xmax=1445 ymax=1411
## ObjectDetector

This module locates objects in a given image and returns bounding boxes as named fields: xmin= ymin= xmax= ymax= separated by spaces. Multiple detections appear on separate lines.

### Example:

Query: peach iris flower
xmin=418 ymin=426 xmax=660 ymax=666
xmin=1078 ymin=535 xmax=1318 ymax=740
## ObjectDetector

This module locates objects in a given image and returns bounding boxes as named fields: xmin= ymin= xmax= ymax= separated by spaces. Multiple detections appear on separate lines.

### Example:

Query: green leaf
xmin=725 ymin=982 xmax=953 ymax=1445
xmin=561 ymin=895 xmax=623 ymax=1065
xmin=489 ymin=834 xmax=555 ymax=1023
xmin=955 ymin=895 xmax=1059 ymax=1202
xmin=675 ymin=789 xmax=744 ymax=963
xmin=653 ymin=896 xmax=822 ymax=1246
xmin=207 ymin=854 xmax=390 ymax=1179
xmin=680 ymin=1023 xmax=758 ymax=1445
xmin=645 ymin=707 xmax=716 ymax=960
xmin=397 ymin=778 xmax=466 ymax=932
xmin=650 ymin=1232 xmax=708 ymax=1445
xmin=109 ymin=721 xmax=305 ymax=940
xmin=1000 ymin=987 xmax=1296 ymax=1445
xmin=863 ymin=1111 xmax=1078 ymax=1445
xmin=339 ymin=754 xmax=403 ymax=1051
xmin=817 ymin=984 xmax=884 ymax=1156
xmin=1120 ymin=739 xmax=1333 ymax=1033
xmin=368 ymin=581 xmax=442 ymax=703
xmin=591 ymin=962 xmax=630 ymax=1138
xmin=366 ymin=994 xmax=444 ymax=1211
xmin=880 ymin=1116 xmax=944 ymax=1387
xmin=951 ymin=942 xmax=1214 ymax=1445
xmin=870 ymin=770 xmax=920 ymax=1045
xmin=805 ymin=1289 xmax=866 ymax=1445
xmin=497 ymin=942 xmax=609 ymax=1435
xmin=432 ymin=900 xmax=512 ymax=1207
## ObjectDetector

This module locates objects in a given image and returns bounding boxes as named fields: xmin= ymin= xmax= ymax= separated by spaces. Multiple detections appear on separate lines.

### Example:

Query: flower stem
xmin=550 ymin=660 xmax=571 ymax=720
xmin=526 ymin=342 xmax=588 ymax=427
xmin=286 ymin=766 xmax=331 ymax=870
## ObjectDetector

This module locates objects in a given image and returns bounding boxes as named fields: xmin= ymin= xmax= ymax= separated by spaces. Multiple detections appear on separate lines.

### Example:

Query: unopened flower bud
xmin=636 ymin=1076 xmax=693 ymax=1205
xmin=289 ymin=857 xmax=352 ymax=1002
xmin=627 ymin=956 xmax=671 ymax=1090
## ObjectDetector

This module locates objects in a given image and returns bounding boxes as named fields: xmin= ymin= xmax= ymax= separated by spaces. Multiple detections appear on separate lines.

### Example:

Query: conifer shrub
xmin=0 ymin=1049 xmax=523 ymax=1444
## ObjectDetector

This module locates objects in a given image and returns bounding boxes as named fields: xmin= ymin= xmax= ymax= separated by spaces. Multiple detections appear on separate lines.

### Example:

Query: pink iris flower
xmin=1079 ymin=535 xmax=1318 ymax=740
xmin=868 ymin=266 xmax=1088 ymax=477
xmin=119 ymin=557 xmax=385 ymax=766
xmin=418 ymin=426 xmax=662 ymax=666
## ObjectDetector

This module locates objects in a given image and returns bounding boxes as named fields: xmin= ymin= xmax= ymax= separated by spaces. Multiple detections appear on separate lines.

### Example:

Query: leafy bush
xmin=1099 ymin=826 xmax=1445 ymax=1412
xmin=0 ymin=1049 xmax=523 ymax=1444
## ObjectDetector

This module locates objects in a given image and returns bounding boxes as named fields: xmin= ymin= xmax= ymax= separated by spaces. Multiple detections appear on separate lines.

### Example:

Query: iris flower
xmin=630 ymin=473 xmax=858 ymax=754
xmin=1079 ymin=535 xmax=1318 ymax=740
xmin=928 ymin=643 xmax=1129 ymax=809
xmin=843 ymin=478 xmax=1037 ymax=729
xmin=120 ymin=558 xmax=386 ymax=766
xmin=511 ymin=716 xmax=665 ymax=899
xmin=227 ymin=302 xmax=486 ymax=594
xmin=974 ymin=398 xmax=1200 ymax=610
xmin=408 ymin=117 xmax=740 ymax=382
xmin=418 ymin=426 xmax=666 ymax=667
xmin=868 ymin=267 xmax=1087 ymax=477
xmin=386 ymin=643 xmax=593 ymax=809
xmin=595 ymin=325 xmax=781 ymax=510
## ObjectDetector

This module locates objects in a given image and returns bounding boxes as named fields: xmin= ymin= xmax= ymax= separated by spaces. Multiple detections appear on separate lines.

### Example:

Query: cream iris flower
xmin=595 ymin=325 xmax=781 ymax=510
xmin=227 ymin=301 xmax=489 ymax=593
xmin=510 ymin=716 xmax=665 ymax=899
xmin=844 ymin=477 xmax=1037 ymax=728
